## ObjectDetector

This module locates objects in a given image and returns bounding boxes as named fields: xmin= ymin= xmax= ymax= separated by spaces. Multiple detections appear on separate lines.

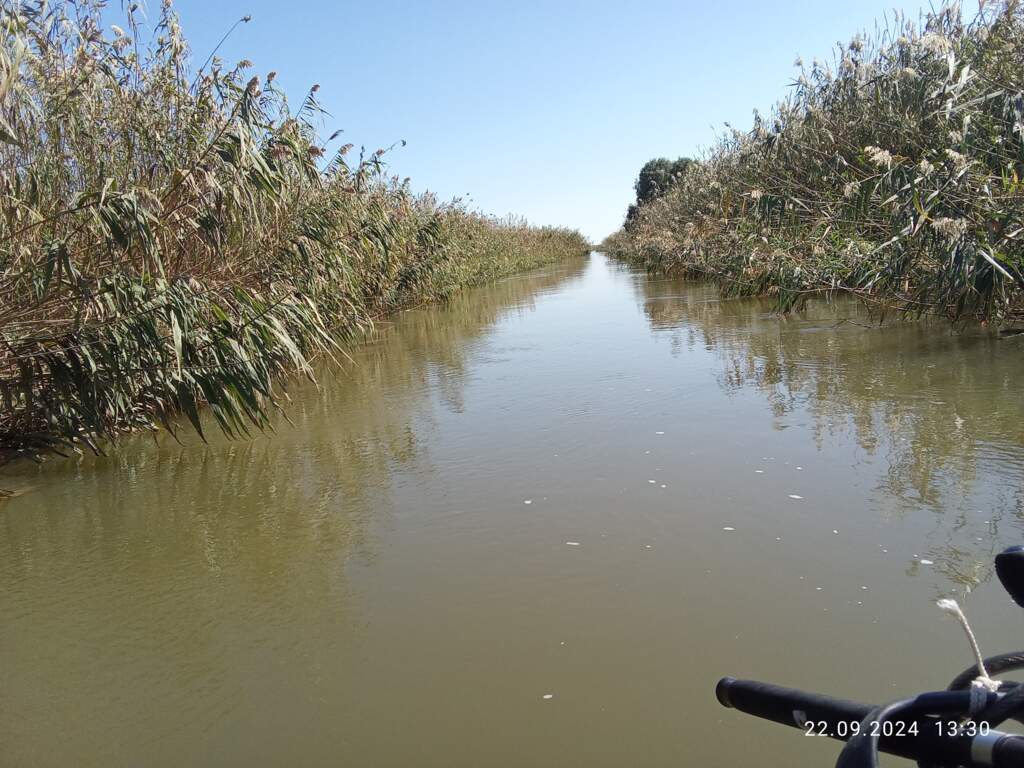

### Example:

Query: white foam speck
xmin=920 ymin=559 xmax=934 ymax=565
xmin=722 ymin=526 xmax=735 ymax=531
xmin=566 ymin=541 xmax=581 ymax=546
xmin=832 ymin=530 xmax=839 ymax=534
xmin=655 ymin=431 xmax=665 ymax=435
xmin=524 ymin=500 xmax=532 ymax=505
xmin=755 ymin=470 xmax=764 ymax=474
xmin=796 ymin=466 xmax=803 ymax=470
xmin=648 ymin=479 xmax=656 ymax=484
xmin=788 ymin=494 xmax=803 ymax=500
xmin=542 ymin=694 xmax=554 ymax=700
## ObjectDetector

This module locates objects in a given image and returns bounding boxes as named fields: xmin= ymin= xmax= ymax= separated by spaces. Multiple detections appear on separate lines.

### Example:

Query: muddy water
xmin=2 ymin=253 xmax=1023 ymax=767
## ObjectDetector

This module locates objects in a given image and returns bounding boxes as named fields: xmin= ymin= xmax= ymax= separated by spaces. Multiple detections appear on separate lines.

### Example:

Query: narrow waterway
xmin=2 ymin=253 xmax=1023 ymax=767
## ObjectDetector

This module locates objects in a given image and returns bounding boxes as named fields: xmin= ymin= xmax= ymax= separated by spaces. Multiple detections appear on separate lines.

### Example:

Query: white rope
xmin=936 ymin=598 xmax=1001 ymax=696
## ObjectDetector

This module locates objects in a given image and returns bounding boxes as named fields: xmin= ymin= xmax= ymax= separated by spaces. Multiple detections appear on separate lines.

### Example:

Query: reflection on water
xmin=1 ymin=253 xmax=1023 ymax=767
xmin=0 ymin=259 xmax=590 ymax=767
xmin=633 ymin=270 xmax=1024 ymax=591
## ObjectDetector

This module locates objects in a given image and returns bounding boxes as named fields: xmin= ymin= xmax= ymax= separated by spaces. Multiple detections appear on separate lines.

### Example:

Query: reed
xmin=0 ymin=1 xmax=588 ymax=463
xmin=603 ymin=2 xmax=1024 ymax=325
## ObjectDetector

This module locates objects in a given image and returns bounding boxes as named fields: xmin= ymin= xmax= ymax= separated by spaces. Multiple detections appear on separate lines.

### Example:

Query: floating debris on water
xmin=524 ymin=500 xmax=532 ymax=505
xmin=788 ymin=494 xmax=804 ymax=500
xmin=755 ymin=470 xmax=765 ymax=474
xmin=832 ymin=529 xmax=839 ymax=534
xmin=655 ymin=431 xmax=665 ymax=435
xmin=659 ymin=484 xmax=667 ymax=488
xmin=796 ymin=466 xmax=803 ymax=470
xmin=920 ymin=559 xmax=934 ymax=565
xmin=542 ymin=694 xmax=554 ymax=700
xmin=566 ymin=541 xmax=581 ymax=546
xmin=722 ymin=526 xmax=735 ymax=531
xmin=648 ymin=479 xmax=656 ymax=484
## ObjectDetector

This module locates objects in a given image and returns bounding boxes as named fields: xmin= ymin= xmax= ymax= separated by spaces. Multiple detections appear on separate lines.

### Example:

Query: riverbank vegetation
xmin=603 ymin=2 xmax=1024 ymax=325
xmin=0 ymin=1 xmax=587 ymax=464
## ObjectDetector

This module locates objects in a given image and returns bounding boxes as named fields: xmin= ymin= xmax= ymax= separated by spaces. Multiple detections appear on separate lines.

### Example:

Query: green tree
xmin=634 ymin=157 xmax=693 ymax=205
xmin=626 ymin=157 xmax=694 ymax=228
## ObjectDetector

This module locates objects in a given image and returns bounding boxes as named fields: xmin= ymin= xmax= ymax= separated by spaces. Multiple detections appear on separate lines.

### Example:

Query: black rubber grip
xmin=716 ymin=677 xmax=1024 ymax=767
xmin=994 ymin=735 xmax=1024 ymax=764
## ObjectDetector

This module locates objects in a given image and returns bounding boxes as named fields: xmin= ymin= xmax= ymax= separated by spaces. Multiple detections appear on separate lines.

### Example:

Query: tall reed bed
xmin=604 ymin=2 xmax=1024 ymax=324
xmin=0 ymin=1 xmax=587 ymax=463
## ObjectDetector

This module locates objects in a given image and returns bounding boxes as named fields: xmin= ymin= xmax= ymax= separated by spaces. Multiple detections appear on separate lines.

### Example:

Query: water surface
xmin=3 ymin=253 xmax=1023 ymax=766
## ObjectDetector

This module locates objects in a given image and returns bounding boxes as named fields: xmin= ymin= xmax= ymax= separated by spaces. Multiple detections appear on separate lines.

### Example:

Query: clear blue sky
xmin=164 ymin=1 xmax=975 ymax=242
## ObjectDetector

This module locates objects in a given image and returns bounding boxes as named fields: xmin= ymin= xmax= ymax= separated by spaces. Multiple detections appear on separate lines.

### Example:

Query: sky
xmin=159 ymin=1 xmax=978 ymax=242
